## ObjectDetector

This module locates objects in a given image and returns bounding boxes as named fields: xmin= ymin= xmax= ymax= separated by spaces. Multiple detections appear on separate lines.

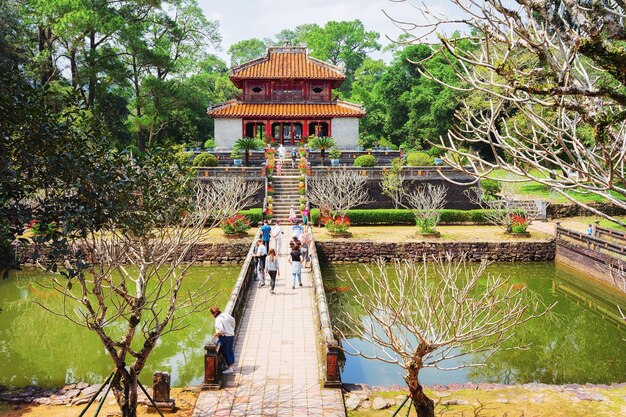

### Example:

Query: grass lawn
xmin=483 ymin=168 xmax=623 ymax=204
xmin=348 ymin=386 xmax=626 ymax=417
xmin=558 ymin=216 xmax=626 ymax=232
xmin=313 ymin=225 xmax=552 ymax=242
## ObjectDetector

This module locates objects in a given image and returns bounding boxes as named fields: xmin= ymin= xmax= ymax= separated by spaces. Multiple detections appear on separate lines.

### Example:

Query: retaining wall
xmin=315 ymin=240 xmax=556 ymax=263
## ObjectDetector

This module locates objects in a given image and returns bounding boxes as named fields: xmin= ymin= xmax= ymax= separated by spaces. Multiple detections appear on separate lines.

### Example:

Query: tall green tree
xmin=274 ymin=21 xmax=381 ymax=95
xmin=227 ymin=38 xmax=267 ymax=66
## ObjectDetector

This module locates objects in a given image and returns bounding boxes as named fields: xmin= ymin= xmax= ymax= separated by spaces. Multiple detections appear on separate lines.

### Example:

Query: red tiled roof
xmin=208 ymin=101 xmax=365 ymax=118
xmin=230 ymin=46 xmax=345 ymax=82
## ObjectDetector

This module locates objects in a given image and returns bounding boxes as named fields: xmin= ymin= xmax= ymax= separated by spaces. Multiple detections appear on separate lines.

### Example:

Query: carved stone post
xmin=324 ymin=340 xmax=342 ymax=388
xmin=202 ymin=342 xmax=221 ymax=390
xmin=147 ymin=372 xmax=175 ymax=412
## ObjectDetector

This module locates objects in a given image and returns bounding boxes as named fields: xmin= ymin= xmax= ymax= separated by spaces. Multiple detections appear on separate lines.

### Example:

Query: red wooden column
xmin=265 ymin=121 xmax=271 ymax=143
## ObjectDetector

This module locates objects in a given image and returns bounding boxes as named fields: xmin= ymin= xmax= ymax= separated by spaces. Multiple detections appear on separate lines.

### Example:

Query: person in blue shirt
xmin=260 ymin=220 xmax=272 ymax=249
xmin=292 ymin=220 xmax=304 ymax=239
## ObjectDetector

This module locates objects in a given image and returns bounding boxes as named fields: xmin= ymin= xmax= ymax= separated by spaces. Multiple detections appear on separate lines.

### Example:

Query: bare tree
xmin=381 ymin=158 xmax=406 ymax=209
xmin=308 ymin=171 xmax=371 ymax=216
xmin=338 ymin=256 xmax=552 ymax=417
xmin=36 ymin=176 xmax=259 ymax=417
xmin=386 ymin=0 xmax=626 ymax=223
xmin=465 ymin=181 xmax=527 ymax=233
xmin=403 ymin=184 xmax=447 ymax=235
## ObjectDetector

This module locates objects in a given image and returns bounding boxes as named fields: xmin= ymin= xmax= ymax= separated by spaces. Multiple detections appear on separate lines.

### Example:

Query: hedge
xmin=193 ymin=153 xmax=218 ymax=167
xmin=239 ymin=208 xmax=263 ymax=224
xmin=310 ymin=209 xmax=517 ymax=225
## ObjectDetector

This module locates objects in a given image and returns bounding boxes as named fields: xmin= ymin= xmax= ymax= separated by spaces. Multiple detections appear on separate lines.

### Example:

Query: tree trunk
xmin=87 ymin=29 xmax=96 ymax=110
xmin=112 ymin=368 xmax=139 ymax=417
xmin=405 ymin=366 xmax=434 ymax=417
xmin=321 ymin=149 xmax=326 ymax=166
xmin=38 ymin=25 xmax=54 ymax=87
xmin=245 ymin=150 xmax=249 ymax=167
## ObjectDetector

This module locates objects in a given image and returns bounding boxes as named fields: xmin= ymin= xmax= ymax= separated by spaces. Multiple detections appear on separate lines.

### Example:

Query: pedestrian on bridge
xmin=260 ymin=220 xmax=272 ymax=249
xmin=265 ymin=249 xmax=280 ymax=294
xmin=271 ymin=220 xmax=284 ymax=254
xmin=211 ymin=306 xmax=236 ymax=375
xmin=288 ymin=244 xmax=302 ymax=289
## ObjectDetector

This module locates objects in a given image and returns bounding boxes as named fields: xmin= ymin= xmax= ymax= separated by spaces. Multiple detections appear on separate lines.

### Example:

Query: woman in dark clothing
xmin=288 ymin=244 xmax=302 ymax=289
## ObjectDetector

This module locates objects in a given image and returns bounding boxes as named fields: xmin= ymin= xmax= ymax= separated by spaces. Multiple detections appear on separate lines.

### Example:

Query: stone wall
xmin=315 ymin=240 xmax=556 ymax=263
xmin=331 ymin=117 xmax=360 ymax=148
xmin=16 ymin=241 xmax=252 ymax=266
xmin=548 ymin=202 xmax=626 ymax=219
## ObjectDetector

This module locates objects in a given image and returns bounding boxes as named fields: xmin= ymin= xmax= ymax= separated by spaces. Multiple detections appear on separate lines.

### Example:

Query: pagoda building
xmin=208 ymin=45 xmax=365 ymax=149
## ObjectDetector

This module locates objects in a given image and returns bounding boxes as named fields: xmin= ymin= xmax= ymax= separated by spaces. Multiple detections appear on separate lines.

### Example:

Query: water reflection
xmin=323 ymin=262 xmax=626 ymax=386
xmin=0 ymin=266 xmax=238 ymax=388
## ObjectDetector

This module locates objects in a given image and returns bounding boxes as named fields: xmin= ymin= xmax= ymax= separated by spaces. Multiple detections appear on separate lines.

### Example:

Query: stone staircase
xmin=272 ymin=165 xmax=302 ymax=222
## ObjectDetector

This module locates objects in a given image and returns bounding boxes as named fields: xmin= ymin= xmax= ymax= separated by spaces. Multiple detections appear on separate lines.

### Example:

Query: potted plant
xmin=508 ymin=214 xmax=530 ymax=237
xmin=325 ymin=215 xmax=352 ymax=238
xmin=310 ymin=136 xmax=336 ymax=166
xmin=231 ymin=149 xmax=243 ymax=166
xmin=234 ymin=137 xmax=264 ymax=167
xmin=220 ymin=214 xmax=251 ymax=238
xmin=329 ymin=148 xmax=341 ymax=166
xmin=204 ymin=138 xmax=216 ymax=151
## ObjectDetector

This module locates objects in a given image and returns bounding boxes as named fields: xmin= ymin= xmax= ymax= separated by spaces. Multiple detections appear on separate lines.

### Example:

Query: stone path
xmin=528 ymin=221 xmax=556 ymax=237
xmin=192 ymin=231 xmax=346 ymax=417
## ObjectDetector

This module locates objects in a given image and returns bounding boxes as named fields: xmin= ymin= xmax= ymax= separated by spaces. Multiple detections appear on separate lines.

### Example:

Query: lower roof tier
xmin=207 ymin=100 xmax=365 ymax=118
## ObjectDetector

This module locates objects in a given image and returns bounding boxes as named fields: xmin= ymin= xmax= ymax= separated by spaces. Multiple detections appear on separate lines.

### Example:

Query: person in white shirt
xmin=211 ymin=306 xmax=236 ymax=374
xmin=278 ymin=144 xmax=286 ymax=162
xmin=271 ymin=220 xmax=284 ymax=254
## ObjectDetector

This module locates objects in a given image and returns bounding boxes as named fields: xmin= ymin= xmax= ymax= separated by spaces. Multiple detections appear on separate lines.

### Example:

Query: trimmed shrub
xmin=354 ymin=155 xmax=378 ymax=167
xmin=406 ymin=152 xmax=434 ymax=167
xmin=193 ymin=153 xmax=218 ymax=167
xmin=480 ymin=179 xmax=501 ymax=199
xmin=310 ymin=209 xmax=517 ymax=225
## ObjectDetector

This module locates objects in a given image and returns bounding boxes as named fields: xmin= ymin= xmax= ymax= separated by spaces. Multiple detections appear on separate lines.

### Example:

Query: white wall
xmin=331 ymin=117 xmax=359 ymax=149
xmin=214 ymin=118 xmax=242 ymax=149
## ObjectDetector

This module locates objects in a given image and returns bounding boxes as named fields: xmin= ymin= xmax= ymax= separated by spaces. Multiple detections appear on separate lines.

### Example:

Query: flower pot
xmin=330 ymin=159 xmax=340 ymax=166
xmin=434 ymin=157 xmax=443 ymax=165
xmin=233 ymin=159 xmax=243 ymax=166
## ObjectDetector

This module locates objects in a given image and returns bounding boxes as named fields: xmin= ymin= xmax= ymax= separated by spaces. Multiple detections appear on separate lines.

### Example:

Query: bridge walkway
xmin=192 ymin=230 xmax=345 ymax=417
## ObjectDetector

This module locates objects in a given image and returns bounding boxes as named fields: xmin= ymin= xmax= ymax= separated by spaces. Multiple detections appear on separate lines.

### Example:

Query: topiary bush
xmin=406 ymin=152 xmax=434 ymax=166
xmin=354 ymin=155 xmax=378 ymax=167
xmin=193 ymin=153 xmax=218 ymax=167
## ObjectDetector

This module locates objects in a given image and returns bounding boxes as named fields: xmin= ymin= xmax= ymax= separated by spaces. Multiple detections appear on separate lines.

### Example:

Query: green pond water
xmin=322 ymin=262 xmax=626 ymax=386
xmin=0 ymin=266 xmax=239 ymax=388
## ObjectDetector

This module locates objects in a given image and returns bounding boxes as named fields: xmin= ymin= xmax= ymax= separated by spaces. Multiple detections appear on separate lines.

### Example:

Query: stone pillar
xmin=202 ymin=342 xmax=221 ymax=390
xmin=147 ymin=372 xmax=175 ymax=412
xmin=324 ymin=340 xmax=342 ymax=388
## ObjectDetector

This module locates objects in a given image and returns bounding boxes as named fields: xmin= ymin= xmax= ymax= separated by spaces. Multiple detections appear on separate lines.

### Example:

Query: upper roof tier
xmin=230 ymin=46 xmax=346 ymax=87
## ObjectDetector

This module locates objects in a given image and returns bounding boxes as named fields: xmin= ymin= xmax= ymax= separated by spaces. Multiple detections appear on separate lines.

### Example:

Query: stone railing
xmin=196 ymin=166 xmax=264 ymax=178
xmin=307 ymin=150 xmax=402 ymax=166
xmin=202 ymin=237 xmax=257 ymax=390
xmin=309 ymin=165 xmax=475 ymax=181
xmin=309 ymin=232 xmax=342 ymax=388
